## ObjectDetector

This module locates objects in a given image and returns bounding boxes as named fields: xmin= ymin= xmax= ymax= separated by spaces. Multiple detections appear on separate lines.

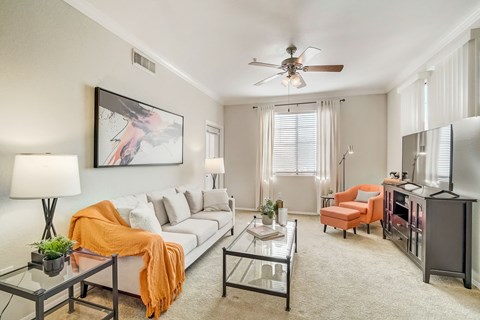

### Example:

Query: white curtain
xmin=428 ymin=43 xmax=472 ymax=128
xmin=401 ymin=79 xmax=426 ymax=135
xmin=255 ymin=105 xmax=275 ymax=209
xmin=315 ymin=100 xmax=339 ymax=213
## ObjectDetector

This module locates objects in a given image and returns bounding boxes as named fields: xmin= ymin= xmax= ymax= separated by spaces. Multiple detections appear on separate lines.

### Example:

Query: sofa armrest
xmin=228 ymin=197 xmax=236 ymax=226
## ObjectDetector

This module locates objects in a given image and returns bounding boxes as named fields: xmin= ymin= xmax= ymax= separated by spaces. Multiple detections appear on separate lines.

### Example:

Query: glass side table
xmin=0 ymin=251 xmax=118 ymax=320
xmin=223 ymin=217 xmax=298 ymax=311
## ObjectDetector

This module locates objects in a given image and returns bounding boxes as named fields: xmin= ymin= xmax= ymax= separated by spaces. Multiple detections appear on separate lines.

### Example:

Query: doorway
xmin=205 ymin=121 xmax=223 ymax=189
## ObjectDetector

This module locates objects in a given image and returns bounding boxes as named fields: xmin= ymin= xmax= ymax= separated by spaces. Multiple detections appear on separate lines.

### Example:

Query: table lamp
xmin=10 ymin=154 xmax=81 ymax=240
xmin=205 ymin=158 xmax=225 ymax=189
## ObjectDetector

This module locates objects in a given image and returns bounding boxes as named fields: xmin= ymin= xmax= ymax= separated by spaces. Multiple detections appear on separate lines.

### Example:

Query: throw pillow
xmin=129 ymin=202 xmax=162 ymax=234
xmin=355 ymin=190 xmax=380 ymax=203
xmin=163 ymin=193 xmax=191 ymax=225
xmin=109 ymin=193 xmax=148 ymax=226
xmin=185 ymin=189 xmax=204 ymax=214
xmin=203 ymin=189 xmax=230 ymax=212
xmin=147 ymin=188 xmax=177 ymax=225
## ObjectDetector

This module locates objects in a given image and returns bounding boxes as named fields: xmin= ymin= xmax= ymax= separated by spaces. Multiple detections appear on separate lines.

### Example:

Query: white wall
xmin=386 ymin=22 xmax=480 ymax=287
xmin=386 ymin=90 xmax=402 ymax=172
xmin=0 ymin=1 xmax=223 ymax=318
xmin=225 ymin=94 xmax=387 ymax=213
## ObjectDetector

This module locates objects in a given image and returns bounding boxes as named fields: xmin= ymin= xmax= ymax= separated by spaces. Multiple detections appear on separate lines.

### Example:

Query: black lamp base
xmin=41 ymin=198 xmax=58 ymax=240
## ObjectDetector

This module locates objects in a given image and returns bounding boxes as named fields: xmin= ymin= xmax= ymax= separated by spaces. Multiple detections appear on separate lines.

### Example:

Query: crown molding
xmin=386 ymin=4 xmax=480 ymax=93
xmin=64 ymin=0 xmax=223 ymax=105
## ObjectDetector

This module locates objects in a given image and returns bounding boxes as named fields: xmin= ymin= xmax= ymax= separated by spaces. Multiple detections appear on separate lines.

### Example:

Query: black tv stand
xmin=383 ymin=184 xmax=476 ymax=288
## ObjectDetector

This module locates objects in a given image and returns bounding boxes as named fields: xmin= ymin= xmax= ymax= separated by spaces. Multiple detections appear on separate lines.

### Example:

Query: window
xmin=273 ymin=112 xmax=317 ymax=175
xmin=437 ymin=125 xmax=451 ymax=181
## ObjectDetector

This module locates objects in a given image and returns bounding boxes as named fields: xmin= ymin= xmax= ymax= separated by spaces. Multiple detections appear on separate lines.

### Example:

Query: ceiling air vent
xmin=132 ymin=49 xmax=156 ymax=74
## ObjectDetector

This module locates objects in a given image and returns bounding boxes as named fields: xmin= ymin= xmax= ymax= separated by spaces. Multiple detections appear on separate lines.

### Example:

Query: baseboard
xmin=236 ymin=207 xmax=256 ymax=211
xmin=236 ymin=207 xmax=318 ymax=216
xmin=472 ymin=278 xmax=479 ymax=290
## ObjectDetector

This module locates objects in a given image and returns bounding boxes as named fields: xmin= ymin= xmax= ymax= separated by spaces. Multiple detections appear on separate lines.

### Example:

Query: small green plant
xmin=259 ymin=199 xmax=277 ymax=219
xmin=30 ymin=235 xmax=76 ymax=261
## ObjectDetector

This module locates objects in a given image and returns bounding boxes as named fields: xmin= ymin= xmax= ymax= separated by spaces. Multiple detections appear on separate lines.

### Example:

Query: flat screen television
xmin=402 ymin=124 xmax=453 ymax=191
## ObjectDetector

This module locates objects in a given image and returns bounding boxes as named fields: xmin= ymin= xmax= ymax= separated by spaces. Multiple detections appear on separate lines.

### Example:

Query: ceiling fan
xmin=249 ymin=45 xmax=344 ymax=88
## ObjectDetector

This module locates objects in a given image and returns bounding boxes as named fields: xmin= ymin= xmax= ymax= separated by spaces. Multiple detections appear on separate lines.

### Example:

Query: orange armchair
xmin=334 ymin=184 xmax=384 ymax=234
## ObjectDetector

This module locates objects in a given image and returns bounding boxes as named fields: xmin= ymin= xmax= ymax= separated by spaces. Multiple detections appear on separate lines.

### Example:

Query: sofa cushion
xmin=147 ymin=188 xmax=177 ymax=225
xmin=185 ymin=189 xmax=204 ymax=214
xmin=339 ymin=201 xmax=368 ymax=214
xmin=162 ymin=219 xmax=218 ymax=245
xmin=110 ymin=193 xmax=148 ymax=226
xmin=129 ymin=202 xmax=162 ymax=234
xmin=190 ymin=211 xmax=232 ymax=229
xmin=162 ymin=232 xmax=197 ymax=255
xmin=355 ymin=190 xmax=380 ymax=203
xmin=164 ymin=193 xmax=191 ymax=226
xmin=203 ymin=189 xmax=230 ymax=212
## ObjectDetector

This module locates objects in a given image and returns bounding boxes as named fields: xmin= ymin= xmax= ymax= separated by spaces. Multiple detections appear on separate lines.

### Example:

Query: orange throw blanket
xmin=69 ymin=200 xmax=185 ymax=319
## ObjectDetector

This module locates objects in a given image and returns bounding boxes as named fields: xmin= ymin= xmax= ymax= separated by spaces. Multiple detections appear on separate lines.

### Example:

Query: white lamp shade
xmin=205 ymin=158 xmax=225 ymax=174
xmin=10 ymin=154 xmax=81 ymax=199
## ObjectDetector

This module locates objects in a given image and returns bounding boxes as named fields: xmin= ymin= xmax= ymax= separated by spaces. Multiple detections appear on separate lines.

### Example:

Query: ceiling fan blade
xmin=296 ymin=46 xmax=321 ymax=65
xmin=303 ymin=65 xmax=344 ymax=72
xmin=254 ymin=72 xmax=286 ymax=86
xmin=295 ymin=73 xmax=307 ymax=89
xmin=248 ymin=61 xmax=282 ymax=69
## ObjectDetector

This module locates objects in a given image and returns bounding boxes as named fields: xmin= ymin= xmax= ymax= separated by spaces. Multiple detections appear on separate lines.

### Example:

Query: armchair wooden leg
xmin=353 ymin=227 xmax=357 ymax=234
xmin=367 ymin=224 xmax=370 ymax=234
xmin=323 ymin=225 xmax=327 ymax=233
xmin=380 ymin=220 xmax=384 ymax=228
xmin=343 ymin=230 xmax=346 ymax=239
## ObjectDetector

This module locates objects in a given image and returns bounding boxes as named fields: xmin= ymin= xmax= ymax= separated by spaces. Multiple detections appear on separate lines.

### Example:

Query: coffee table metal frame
xmin=222 ymin=216 xmax=298 ymax=311
xmin=0 ymin=251 xmax=118 ymax=320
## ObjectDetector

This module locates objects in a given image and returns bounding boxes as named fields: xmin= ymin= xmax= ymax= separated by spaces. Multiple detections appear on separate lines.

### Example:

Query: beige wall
xmin=0 ymin=1 xmax=222 ymax=318
xmin=225 ymin=94 xmax=387 ymax=212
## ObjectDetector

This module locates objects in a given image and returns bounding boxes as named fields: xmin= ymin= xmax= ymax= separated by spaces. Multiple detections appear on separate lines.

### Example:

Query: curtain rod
xmin=252 ymin=99 xmax=345 ymax=109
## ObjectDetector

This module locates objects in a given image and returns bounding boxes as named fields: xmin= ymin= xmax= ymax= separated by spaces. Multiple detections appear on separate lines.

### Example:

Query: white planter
xmin=262 ymin=214 xmax=273 ymax=225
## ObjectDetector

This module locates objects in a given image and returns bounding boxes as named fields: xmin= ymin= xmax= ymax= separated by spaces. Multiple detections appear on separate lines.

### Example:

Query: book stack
xmin=247 ymin=226 xmax=284 ymax=240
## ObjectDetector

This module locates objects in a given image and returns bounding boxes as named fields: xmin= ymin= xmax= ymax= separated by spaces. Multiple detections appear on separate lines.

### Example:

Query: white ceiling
xmin=67 ymin=0 xmax=480 ymax=104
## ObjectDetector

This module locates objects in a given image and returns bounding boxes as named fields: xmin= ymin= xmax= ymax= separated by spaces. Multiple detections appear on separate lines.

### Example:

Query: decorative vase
xmin=278 ymin=208 xmax=288 ymax=226
xmin=262 ymin=214 xmax=273 ymax=225
xmin=43 ymin=256 xmax=64 ymax=277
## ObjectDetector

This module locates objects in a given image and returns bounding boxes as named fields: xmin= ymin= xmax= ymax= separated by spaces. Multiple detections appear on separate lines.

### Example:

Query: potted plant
xmin=30 ymin=236 xmax=76 ymax=276
xmin=259 ymin=199 xmax=276 ymax=225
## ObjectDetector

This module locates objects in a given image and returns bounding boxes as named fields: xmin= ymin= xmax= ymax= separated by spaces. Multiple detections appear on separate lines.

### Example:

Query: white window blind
xmin=273 ymin=112 xmax=317 ymax=175
xmin=437 ymin=126 xmax=451 ymax=180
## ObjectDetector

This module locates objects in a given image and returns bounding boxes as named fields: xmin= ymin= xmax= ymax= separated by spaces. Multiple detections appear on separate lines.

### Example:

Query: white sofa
xmin=81 ymin=187 xmax=235 ymax=296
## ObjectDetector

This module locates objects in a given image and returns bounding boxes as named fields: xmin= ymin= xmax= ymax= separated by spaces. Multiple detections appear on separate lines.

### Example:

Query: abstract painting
xmin=94 ymin=87 xmax=184 ymax=167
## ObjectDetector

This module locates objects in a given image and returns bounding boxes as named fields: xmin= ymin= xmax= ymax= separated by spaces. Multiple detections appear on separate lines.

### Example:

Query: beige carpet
xmin=56 ymin=211 xmax=480 ymax=319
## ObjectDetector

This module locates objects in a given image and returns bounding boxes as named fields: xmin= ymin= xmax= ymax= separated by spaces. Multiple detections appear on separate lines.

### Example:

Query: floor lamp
xmin=205 ymin=158 xmax=225 ymax=189
xmin=338 ymin=146 xmax=354 ymax=191
xmin=10 ymin=154 xmax=81 ymax=240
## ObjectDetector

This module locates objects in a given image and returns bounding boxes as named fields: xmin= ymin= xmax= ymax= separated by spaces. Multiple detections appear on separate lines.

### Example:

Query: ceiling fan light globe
xmin=281 ymin=76 xmax=290 ymax=87
xmin=290 ymin=74 xmax=302 ymax=87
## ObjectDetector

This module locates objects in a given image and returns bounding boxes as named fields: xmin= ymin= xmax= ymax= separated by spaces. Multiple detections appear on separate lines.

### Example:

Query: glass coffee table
xmin=0 ymin=251 xmax=118 ymax=319
xmin=222 ymin=217 xmax=297 ymax=311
